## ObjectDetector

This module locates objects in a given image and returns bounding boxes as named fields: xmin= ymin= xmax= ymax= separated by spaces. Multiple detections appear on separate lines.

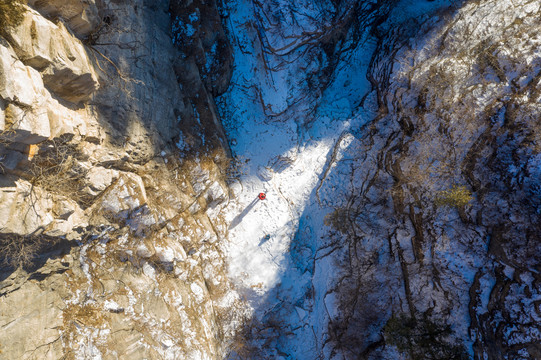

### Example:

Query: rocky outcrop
xmin=28 ymin=0 xmax=99 ymax=39
xmin=169 ymin=0 xmax=232 ymax=150
xmin=0 ymin=0 xmax=240 ymax=359
xmin=4 ymin=5 xmax=99 ymax=102
xmin=0 ymin=176 xmax=85 ymax=237
xmin=318 ymin=0 xmax=541 ymax=359
xmin=0 ymin=2 xmax=99 ymax=148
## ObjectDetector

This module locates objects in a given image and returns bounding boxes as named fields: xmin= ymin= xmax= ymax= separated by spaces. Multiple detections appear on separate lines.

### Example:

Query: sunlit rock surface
xmin=0 ymin=0 xmax=540 ymax=359
xmin=0 ymin=0 xmax=240 ymax=359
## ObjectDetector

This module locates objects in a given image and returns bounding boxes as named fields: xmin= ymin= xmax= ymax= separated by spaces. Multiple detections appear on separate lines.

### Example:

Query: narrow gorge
xmin=0 ymin=0 xmax=539 ymax=359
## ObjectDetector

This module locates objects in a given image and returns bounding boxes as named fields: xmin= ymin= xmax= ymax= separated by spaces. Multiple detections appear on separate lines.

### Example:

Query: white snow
xmin=218 ymin=0 xmax=471 ymax=357
xmin=190 ymin=283 xmax=205 ymax=304
xmin=219 ymin=0 xmax=380 ymax=298
xmin=103 ymin=299 xmax=122 ymax=312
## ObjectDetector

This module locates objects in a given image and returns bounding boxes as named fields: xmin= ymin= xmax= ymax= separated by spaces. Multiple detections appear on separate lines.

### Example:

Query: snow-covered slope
xmin=218 ymin=0 xmax=541 ymax=359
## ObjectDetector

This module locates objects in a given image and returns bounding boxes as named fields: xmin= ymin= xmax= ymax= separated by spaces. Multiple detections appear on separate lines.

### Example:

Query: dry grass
xmin=29 ymin=136 xmax=92 ymax=207
xmin=324 ymin=207 xmax=352 ymax=234
xmin=435 ymin=184 xmax=473 ymax=208
xmin=221 ymin=314 xmax=259 ymax=359
xmin=0 ymin=0 xmax=27 ymax=35
xmin=383 ymin=314 xmax=469 ymax=360
xmin=0 ymin=233 xmax=58 ymax=269
xmin=63 ymin=303 xmax=107 ymax=329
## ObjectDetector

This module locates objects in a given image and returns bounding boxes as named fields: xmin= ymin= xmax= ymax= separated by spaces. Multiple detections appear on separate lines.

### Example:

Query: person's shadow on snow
xmin=258 ymin=234 xmax=271 ymax=246
xmin=229 ymin=197 xmax=260 ymax=230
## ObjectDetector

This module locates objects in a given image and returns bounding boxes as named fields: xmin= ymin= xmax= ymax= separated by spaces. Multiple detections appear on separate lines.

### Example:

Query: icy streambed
xmin=216 ymin=1 xmax=376 ymax=357
xmin=219 ymin=0 xmax=373 ymax=295
xmin=217 ymin=0 xmax=457 ymax=357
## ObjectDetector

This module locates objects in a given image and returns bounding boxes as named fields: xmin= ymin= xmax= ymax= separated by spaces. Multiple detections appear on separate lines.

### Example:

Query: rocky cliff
xmin=322 ymin=1 xmax=541 ymax=358
xmin=1 ymin=0 xmax=540 ymax=359
xmin=0 ymin=1 xmax=241 ymax=359
xmin=214 ymin=0 xmax=540 ymax=359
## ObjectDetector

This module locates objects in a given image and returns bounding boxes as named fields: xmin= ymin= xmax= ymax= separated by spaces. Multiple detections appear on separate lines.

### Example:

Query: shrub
xmin=383 ymin=314 xmax=469 ymax=360
xmin=435 ymin=184 xmax=472 ymax=208
xmin=324 ymin=207 xmax=351 ymax=234
xmin=0 ymin=233 xmax=57 ymax=269
xmin=29 ymin=136 xmax=91 ymax=207
xmin=0 ymin=0 xmax=27 ymax=34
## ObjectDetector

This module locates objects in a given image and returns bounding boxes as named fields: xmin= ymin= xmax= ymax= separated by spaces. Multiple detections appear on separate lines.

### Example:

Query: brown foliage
xmin=29 ymin=136 xmax=92 ymax=207
xmin=0 ymin=233 xmax=58 ymax=269
xmin=0 ymin=0 xmax=27 ymax=35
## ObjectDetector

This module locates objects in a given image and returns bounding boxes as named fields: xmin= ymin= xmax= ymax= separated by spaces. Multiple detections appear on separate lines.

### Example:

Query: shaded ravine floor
xmin=217 ymin=0 xmax=465 ymax=358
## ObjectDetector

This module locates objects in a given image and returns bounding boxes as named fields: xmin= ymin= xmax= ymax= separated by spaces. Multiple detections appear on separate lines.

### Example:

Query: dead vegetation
xmin=29 ymin=136 xmax=92 ymax=207
xmin=0 ymin=0 xmax=27 ymax=36
xmin=214 ymin=298 xmax=256 ymax=359
xmin=222 ymin=313 xmax=286 ymax=360
xmin=63 ymin=303 xmax=107 ymax=330
xmin=0 ymin=232 xmax=59 ymax=269
xmin=383 ymin=314 xmax=469 ymax=360
xmin=435 ymin=184 xmax=472 ymax=208
xmin=224 ymin=155 xmax=248 ymax=184
xmin=324 ymin=207 xmax=353 ymax=235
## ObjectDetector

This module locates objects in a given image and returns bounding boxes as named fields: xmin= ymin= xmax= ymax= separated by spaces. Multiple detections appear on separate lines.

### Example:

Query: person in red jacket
xmin=258 ymin=192 xmax=266 ymax=200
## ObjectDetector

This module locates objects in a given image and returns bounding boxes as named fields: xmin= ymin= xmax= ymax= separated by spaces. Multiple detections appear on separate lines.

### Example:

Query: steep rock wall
xmin=321 ymin=0 xmax=541 ymax=358
xmin=215 ymin=0 xmax=540 ymax=359
xmin=0 ymin=1 xmax=241 ymax=359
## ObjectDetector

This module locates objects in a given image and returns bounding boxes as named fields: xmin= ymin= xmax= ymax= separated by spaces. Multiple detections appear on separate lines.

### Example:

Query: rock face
xmin=0 ymin=0 xmax=240 ymax=359
xmin=305 ymin=0 xmax=541 ymax=359
xmin=4 ymin=5 xmax=99 ymax=102
xmin=28 ymin=0 xmax=99 ymax=39
xmin=2 ymin=0 xmax=539 ymax=359
xmin=0 ymin=3 xmax=98 ymax=146
xmin=170 ymin=0 xmax=233 ymax=97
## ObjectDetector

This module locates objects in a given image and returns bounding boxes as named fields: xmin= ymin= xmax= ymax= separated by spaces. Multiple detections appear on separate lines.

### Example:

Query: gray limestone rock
xmin=0 ymin=1 xmax=238 ymax=359
xmin=28 ymin=0 xmax=99 ymax=38
xmin=4 ymin=6 xmax=99 ymax=103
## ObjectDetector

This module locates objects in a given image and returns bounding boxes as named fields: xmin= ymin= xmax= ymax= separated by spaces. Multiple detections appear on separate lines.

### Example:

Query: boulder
xmin=0 ymin=10 xmax=100 ymax=143
xmin=28 ymin=0 xmax=99 ymax=38
xmin=46 ymin=95 xmax=93 ymax=139
xmin=4 ymin=6 xmax=99 ymax=103
xmin=84 ymin=166 xmax=119 ymax=196
xmin=96 ymin=173 xmax=148 ymax=217
xmin=45 ymin=197 xmax=86 ymax=237
xmin=0 ymin=42 xmax=51 ymax=144
xmin=0 ymin=177 xmax=85 ymax=236
xmin=0 ymin=39 xmax=96 ymax=143
xmin=0 ymin=178 xmax=52 ymax=235
xmin=40 ymin=22 xmax=99 ymax=103
xmin=2 ymin=7 xmax=54 ymax=70
xmin=0 ymin=39 xmax=44 ymax=107
xmin=3 ymin=103 xmax=50 ymax=144
xmin=89 ymin=173 xmax=157 ymax=233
